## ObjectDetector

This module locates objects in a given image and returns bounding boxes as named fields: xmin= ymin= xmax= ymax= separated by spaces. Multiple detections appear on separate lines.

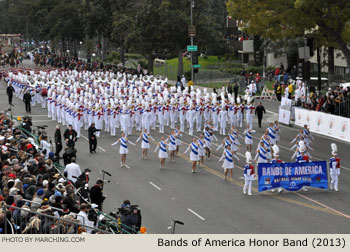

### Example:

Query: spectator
xmin=63 ymin=157 xmax=81 ymax=184
xmin=54 ymin=125 xmax=62 ymax=158
xmin=90 ymin=180 xmax=105 ymax=210
xmin=63 ymin=124 xmax=77 ymax=148
xmin=76 ymin=203 xmax=94 ymax=233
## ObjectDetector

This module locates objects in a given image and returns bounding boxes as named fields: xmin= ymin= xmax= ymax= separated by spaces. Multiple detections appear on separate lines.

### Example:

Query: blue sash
xmin=160 ymin=141 xmax=167 ymax=152
xmin=224 ymin=139 xmax=231 ymax=147
xmin=121 ymin=137 xmax=127 ymax=149
xmin=204 ymin=130 xmax=211 ymax=142
xmin=225 ymin=150 xmax=233 ymax=162
xmin=170 ymin=135 xmax=176 ymax=145
xmin=198 ymin=139 xmax=204 ymax=147
xmin=142 ymin=133 xmax=149 ymax=143
xmin=246 ymin=132 xmax=252 ymax=139
xmin=268 ymin=127 xmax=276 ymax=139
xmin=191 ymin=143 xmax=198 ymax=155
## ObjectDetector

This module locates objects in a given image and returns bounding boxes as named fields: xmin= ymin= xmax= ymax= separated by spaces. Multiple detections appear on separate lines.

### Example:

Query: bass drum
xmin=41 ymin=87 xmax=48 ymax=96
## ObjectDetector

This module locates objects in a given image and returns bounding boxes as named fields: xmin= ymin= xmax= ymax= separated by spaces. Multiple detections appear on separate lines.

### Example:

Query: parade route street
xmin=1 ymin=80 xmax=350 ymax=234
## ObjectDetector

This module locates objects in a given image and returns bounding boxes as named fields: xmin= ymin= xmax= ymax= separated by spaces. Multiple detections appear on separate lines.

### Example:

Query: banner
xmin=258 ymin=161 xmax=328 ymax=192
xmin=281 ymin=97 xmax=292 ymax=110
xmin=294 ymin=107 xmax=350 ymax=142
xmin=278 ymin=108 xmax=291 ymax=125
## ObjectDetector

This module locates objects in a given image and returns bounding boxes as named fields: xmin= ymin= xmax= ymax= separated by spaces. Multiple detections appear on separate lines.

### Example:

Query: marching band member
xmin=270 ymin=145 xmax=283 ymax=193
xmin=203 ymin=125 xmax=213 ymax=160
xmin=254 ymin=141 xmax=269 ymax=164
xmin=136 ymin=128 xmax=155 ymax=160
xmin=267 ymin=122 xmax=277 ymax=145
xmin=219 ymin=145 xmax=240 ymax=181
xmin=295 ymin=140 xmax=309 ymax=192
xmin=243 ymin=152 xmax=255 ymax=196
xmin=175 ymin=125 xmax=182 ymax=156
xmin=167 ymin=130 xmax=177 ymax=163
xmin=329 ymin=143 xmax=340 ymax=191
xmin=197 ymin=134 xmax=206 ymax=167
xmin=111 ymin=132 xmax=135 ymax=168
xmin=184 ymin=138 xmax=200 ymax=173
xmin=244 ymin=125 xmax=255 ymax=152
xmin=236 ymin=97 xmax=243 ymax=128
xmin=154 ymin=136 xmax=168 ymax=170
xmin=219 ymin=100 xmax=228 ymax=135
xmin=245 ymin=97 xmax=255 ymax=130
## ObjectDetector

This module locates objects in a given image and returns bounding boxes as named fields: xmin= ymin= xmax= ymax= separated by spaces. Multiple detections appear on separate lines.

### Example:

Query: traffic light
xmin=303 ymin=61 xmax=310 ymax=81
xmin=192 ymin=51 xmax=198 ymax=65
xmin=193 ymin=52 xmax=198 ymax=73
xmin=298 ymin=62 xmax=303 ymax=77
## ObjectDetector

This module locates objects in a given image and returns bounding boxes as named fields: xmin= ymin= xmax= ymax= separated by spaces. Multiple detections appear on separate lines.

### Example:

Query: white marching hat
xmin=299 ymin=140 xmax=306 ymax=153
xmin=331 ymin=143 xmax=337 ymax=155
xmin=272 ymin=145 xmax=279 ymax=156
xmin=245 ymin=151 xmax=253 ymax=163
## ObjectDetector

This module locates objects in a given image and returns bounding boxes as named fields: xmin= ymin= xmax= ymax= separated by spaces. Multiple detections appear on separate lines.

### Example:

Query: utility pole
xmin=304 ymin=36 xmax=308 ymax=103
xmin=190 ymin=1 xmax=194 ymax=84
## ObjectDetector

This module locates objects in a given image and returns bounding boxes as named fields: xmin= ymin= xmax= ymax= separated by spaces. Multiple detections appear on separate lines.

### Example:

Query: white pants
xmin=244 ymin=180 xmax=252 ymax=194
xmin=330 ymin=174 xmax=339 ymax=190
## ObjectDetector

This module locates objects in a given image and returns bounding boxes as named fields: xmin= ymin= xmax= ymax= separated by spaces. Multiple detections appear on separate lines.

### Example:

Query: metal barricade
xmin=1 ymin=204 xmax=111 ymax=234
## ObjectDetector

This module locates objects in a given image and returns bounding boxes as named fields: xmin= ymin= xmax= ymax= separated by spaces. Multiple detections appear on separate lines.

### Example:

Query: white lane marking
xmin=15 ymin=114 xmax=48 ymax=117
xmin=32 ymin=119 xmax=55 ymax=123
xmin=266 ymin=110 xmax=278 ymax=115
xmin=80 ymin=134 xmax=89 ymax=141
xmin=188 ymin=208 xmax=205 ymax=221
xmin=149 ymin=181 xmax=162 ymax=191
xmin=98 ymin=146 xmax=106 ymax=152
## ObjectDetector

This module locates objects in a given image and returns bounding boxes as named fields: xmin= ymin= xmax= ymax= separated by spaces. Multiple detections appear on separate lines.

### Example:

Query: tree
xmin=226 ymin=0 xmax=350 ymax=66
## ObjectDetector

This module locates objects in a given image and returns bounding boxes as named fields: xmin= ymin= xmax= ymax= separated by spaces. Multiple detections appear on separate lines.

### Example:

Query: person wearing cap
xmin=243 ymin=152 xmax=255 ymax=195
xmin=75 ymin=168 xmax=91 ymax=189
xmin=329 ymin=143 xmax=340 ymax=191
xmin=31 ymin=188 xmax=45 ymax=212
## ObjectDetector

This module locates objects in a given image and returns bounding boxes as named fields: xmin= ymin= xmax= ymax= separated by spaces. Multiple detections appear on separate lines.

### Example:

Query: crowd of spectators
xmin=301 ymin=85 xmax=350 ymax=117
xmin=0 ymin=111 xmax=107 ymax=234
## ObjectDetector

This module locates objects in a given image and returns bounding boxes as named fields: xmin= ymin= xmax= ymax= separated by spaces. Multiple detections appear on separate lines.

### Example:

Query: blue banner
xmin=258 ymin=161 xmax=328 ymax=192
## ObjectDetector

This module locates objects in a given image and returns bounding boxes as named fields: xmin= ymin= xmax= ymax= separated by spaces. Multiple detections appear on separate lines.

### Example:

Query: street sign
xmin=188 ymin=25 xmax=196 ymax=37
xmin=187 ymin=45 xmax=197 ymax=52
xmin=193 ymin=64 xmax=200 ymax=68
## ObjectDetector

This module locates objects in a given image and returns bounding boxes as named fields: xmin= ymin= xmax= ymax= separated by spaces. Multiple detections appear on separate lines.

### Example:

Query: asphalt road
xmin=1 ymin=79 xmax=349 ymax=234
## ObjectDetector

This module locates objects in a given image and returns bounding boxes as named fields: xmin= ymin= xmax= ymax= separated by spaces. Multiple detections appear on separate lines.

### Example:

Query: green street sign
xmin=187 ymin=45 xmax=198 ymax=51
xmin=193 ymin=64 xmax=201 ymax=68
